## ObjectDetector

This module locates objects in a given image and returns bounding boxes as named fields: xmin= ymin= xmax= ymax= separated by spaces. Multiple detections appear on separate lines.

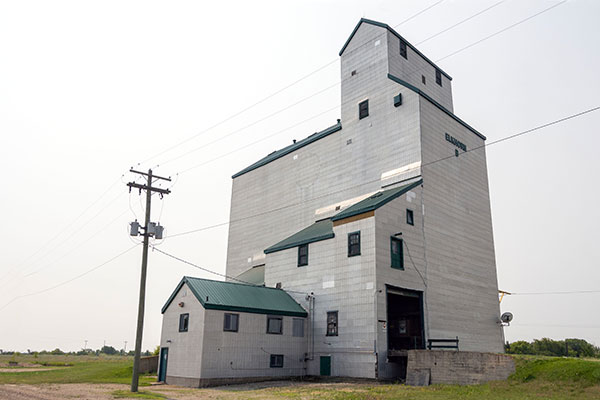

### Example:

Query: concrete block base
xmin=406 ymin=350 xmax=515 ymax=386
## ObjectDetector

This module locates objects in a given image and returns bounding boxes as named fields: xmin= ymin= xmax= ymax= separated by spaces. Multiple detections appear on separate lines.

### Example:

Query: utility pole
xmin=127 ymin=169 xmax=171 ymax=392
xmin=84 ymin=340 xmax=88 ymax=350
xmin=124 ymin=341 xmax=128 ymax=353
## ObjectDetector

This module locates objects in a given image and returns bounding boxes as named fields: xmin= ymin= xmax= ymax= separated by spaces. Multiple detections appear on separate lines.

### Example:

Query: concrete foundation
xmin=406 ymin=350 xmax=515 ymax=386
xmin=166 ymin=375 xmax=301 ymax=388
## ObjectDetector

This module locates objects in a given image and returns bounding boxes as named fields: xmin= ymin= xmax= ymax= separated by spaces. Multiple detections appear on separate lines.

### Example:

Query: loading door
xmin=386 ymin=287 xmax=424 ymax=352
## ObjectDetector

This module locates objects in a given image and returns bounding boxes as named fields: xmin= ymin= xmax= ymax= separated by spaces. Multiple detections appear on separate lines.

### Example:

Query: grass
xmin=1 ymin=354 xmax=599 ymax=399
xmin=112 ymin=389 xmax=166 ymax=399
xmin=0 ymin=354 xmax=154 ymax=386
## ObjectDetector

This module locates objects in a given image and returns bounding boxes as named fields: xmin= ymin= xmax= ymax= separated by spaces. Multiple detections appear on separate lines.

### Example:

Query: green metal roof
xmin=331 ymin=179 xmax=423 ymax=221
xmin=387 ymin=73 xmax=486 ymax=140
xmin=232 ymin=121 xmax=342 ymax=179
xmin=161 ymin=276 xmax=307 ymax=317
xmin=264 ymin=219 xmax=334 ymax=254
xmin=339 ymin=18 xmax=452 ymax=80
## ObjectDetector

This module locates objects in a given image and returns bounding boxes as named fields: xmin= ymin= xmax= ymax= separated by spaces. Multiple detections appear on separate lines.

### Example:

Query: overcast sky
xmin=1 ymin=0 xmax=599 ymax=353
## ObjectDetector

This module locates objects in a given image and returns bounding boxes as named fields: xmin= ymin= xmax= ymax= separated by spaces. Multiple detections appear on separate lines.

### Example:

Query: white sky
xmin=1 ymin=0 xmax=599 ymax=353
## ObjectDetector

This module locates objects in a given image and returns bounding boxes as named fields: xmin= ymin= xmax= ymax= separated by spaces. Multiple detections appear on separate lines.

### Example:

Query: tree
xmin=507 ymin=340 xmax=534 ymax=355
xmin=565 ymin=338 xmax=599 ymax=358
xmin=152 ymin=345 xmax=160 ymax=356
xmin=50 ymin=348 xmax=64 ymax=355
xmin=100 ymin=345 xmax=118 ymax=355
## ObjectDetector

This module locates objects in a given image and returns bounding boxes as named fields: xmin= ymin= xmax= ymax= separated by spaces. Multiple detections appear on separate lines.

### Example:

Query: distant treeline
xmin=506 ymin=338 xmax=600 ymax=358
xmin=0 ymin=345 xmax=155 ymax=357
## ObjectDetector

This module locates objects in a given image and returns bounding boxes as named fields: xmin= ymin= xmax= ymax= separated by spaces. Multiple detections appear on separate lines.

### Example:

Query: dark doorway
xmin=320 ymin=356 xmax=331 ymax=376
xmin=386 ymin=286 xmax=424 ymax=354
xmin=158 ymin=347 xmax=168 ymax=382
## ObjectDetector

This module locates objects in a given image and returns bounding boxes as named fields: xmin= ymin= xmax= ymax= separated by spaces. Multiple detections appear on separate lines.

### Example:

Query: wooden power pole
xmin=127 ymin=169 xmax=171 ymax=392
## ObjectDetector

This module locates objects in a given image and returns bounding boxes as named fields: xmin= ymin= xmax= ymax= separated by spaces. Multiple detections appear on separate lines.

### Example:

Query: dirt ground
xmin=0 ymin=381 xmax=366 ymax=400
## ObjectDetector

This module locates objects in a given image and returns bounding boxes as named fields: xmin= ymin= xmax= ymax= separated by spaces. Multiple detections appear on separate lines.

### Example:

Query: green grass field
xmin=0 ymin=354 xmax=599 ymax=399
xmin=0 ymin=354 xmax=154 ymax=386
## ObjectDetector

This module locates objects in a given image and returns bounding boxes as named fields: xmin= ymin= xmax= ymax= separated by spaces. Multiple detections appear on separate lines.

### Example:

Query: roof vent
xmin=293 ymin=139 xmax=296 ymax=143
xmin=276 ymin=282 xmax=282 ymax=289
xmin=370 ymin=192 xmax=383 ymax=199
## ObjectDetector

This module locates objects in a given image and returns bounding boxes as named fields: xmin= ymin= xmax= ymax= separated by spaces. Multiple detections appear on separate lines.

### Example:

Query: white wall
xmin=160 ymin=283 xmax=205 ymax=379
xmin=200 ymin=310 xmax=307 ymax=379
xmin=419 ymin=97 xmax=504 ymax=353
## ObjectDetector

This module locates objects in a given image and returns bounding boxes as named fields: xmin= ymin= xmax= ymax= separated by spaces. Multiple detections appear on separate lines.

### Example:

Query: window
xmin=293 ymin=318 xmax=304 ymax=337
xmin=436 ymin=69 xmax=442 ymax=86
xmin=327 ymin=311 xmax=338 ymax=336
xmin=267 ymin=316 xmax=283 ymax=334
xmin=178 ymin=313 xmax=189 ymax=332
xmin=391 ymin=236 xmax=404 ymax=270
xmin=223 ymin=313 xmax=239 ymax=332
xmin=394 ymin=93 xmax=402 ymax=107
xmin=270 ymin=354 xmax=284 ymax=368
xmin=406 ymin=209 xmax=414 ymax=226
xmin=400 ymin=40 xmax=407 ymax=59
xmin=422 ymin=75 xmax=426 ymax=85
xmin=348 ymin=231 xmax=361 ymax=257
xmin=358 ymin=100 xmax=369 ymax=119
xmin=298 ymin=244 xmax=308 ymax=267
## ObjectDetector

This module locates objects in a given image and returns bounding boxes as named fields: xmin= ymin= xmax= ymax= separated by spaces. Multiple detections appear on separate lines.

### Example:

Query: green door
xmin=320 ymin=356 xmax=331 ymax=376
xmin=158 ymin=348 xmax=168 ymax=382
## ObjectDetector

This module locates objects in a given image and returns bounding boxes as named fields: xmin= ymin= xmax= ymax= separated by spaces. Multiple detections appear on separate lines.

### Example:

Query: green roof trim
xmin=331 ymin=179 xmax=423 ymax=221
xmin=264 ymin=219 xmax=334 ymax=254
xmin=161 ymin=276 xmax=307 ymax=317
xmin=339 ymin=18 xmax=452 ymax=81
xmin=232 ymin=121 xmax=342 ymax=179
xmin=387 ymin=73 xmax=487 ymax=141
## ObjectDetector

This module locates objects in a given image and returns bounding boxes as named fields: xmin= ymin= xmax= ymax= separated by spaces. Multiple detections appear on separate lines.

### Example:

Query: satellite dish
xmin=501 ymin=312 xmax=513 ymax=324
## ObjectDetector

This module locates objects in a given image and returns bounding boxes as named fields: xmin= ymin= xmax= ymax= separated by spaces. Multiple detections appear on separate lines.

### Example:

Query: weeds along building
xmin=159 ymin=18 xmax=504 ymax=386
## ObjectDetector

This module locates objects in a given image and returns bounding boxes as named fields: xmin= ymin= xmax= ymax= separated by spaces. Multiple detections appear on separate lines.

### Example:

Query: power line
xmin=0 ymin=191 xmax=128 ymax=289
xmin=0 ymin=176 xmax=123 ymax=284
xmin=0 ymin=244 xmax=139 ymax=312
xmin=158 ymin=82 xmax=341 ymax=167
xmin=0 ymin=0 xmax=513 ymax=284
xmin=151 ymin=245 xmax=257 ymax=285
xmin=167 ymin=105 xmax=600 ymax=238
xmin=510 ymin=290 xmax=600 ymax=296
xmin=168 ymin=1 xmax=558 ymax=177
xmin=416 ymin=1 xmax=505 ymax=45
xmin=137 ymin=1 xmax=447 ymax=169
xmin=393 ymin=1 xmax=567 ymax=100
xmin=151 ymin=245 xmax=309 ymax=295
xmin=435 ymin=1 xmax=566 ymax=64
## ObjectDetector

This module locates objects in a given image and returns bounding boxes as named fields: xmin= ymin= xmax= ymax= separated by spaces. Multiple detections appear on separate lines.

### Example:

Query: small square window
xmin=270 ymin=354 xmax=284 ymax=368
xmin=391 ymin=236 xmax=404 ymax=270
xmin=359 ymin=100 xmax=369 ymax=119
xmin=298 ymin=244 xmax=308 ymax=267
xmin=178 ymin=313 xmax=189 ymax=332
xmin=400 ymin=40 xmax=407 ymax=59
xmin=223 ymin=313 xmax=239 ymax=332
xmin=327 ymin=311 xmax=338 ymax=336
xmin=348 ymin=231 xmax=361 ymax=257
xmin=293 ymin=318 xmax=304 ymax=337
xmin=436 ymin=69 xmax=442 ymax=86
xmin=407 ymin=209 xmax=414 ymax=226
xmin=422 ymin=75 xmax=426 ymax=85
xmin=394 ymin=93 xmax=402 ymax=107
xmin=267 ymin=316 xmax=283 ymax=334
